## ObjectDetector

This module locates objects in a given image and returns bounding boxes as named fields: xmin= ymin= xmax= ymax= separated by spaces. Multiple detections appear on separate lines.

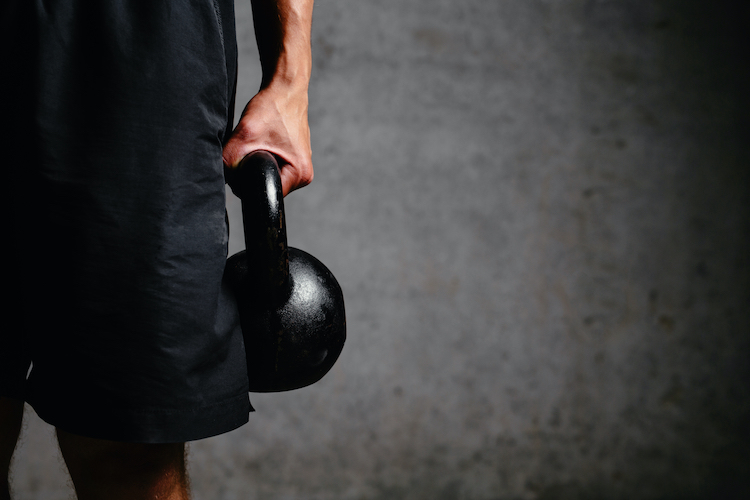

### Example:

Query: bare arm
xmin=223 ymin=0 xmax=314 ymax=196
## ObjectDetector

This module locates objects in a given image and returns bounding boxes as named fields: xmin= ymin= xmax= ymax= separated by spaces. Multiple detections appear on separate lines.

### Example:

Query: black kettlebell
xmin=224 ymin=151 xmax=346 ymax=392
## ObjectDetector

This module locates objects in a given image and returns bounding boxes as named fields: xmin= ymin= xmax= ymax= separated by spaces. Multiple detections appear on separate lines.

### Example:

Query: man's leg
xmin=56 ymin=429 xmax=190 ymax=500
xmin=0 ymin=398 xmax=24 ymax=500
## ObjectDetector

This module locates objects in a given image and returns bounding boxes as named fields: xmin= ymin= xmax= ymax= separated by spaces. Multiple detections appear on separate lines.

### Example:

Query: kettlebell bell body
xmin=224 ymin=151 xmax=346 ymax=392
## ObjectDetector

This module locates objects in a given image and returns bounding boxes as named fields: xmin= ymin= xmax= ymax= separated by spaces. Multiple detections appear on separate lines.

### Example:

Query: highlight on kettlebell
xmin=225 ymin=151 xmax=346 ymax=393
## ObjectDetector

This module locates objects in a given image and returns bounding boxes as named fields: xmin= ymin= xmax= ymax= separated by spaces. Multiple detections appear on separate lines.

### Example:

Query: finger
xmin=278 ymin=160 xmax=313 ymax=197
xmin=278 ymin=161 xmax=298 ymax=197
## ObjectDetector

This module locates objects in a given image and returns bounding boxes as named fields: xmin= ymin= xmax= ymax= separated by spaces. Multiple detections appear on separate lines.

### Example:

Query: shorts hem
xmin=27 ymin=392 xmax=253 ymax=444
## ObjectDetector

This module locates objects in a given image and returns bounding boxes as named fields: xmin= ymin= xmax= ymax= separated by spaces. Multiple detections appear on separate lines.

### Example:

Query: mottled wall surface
xmin=11 ymin=1 xmax=749 ymax=499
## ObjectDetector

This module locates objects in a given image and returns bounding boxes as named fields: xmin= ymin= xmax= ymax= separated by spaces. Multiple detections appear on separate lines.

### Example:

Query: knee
xmin=56 ymin=429 xmax=188 ymax=500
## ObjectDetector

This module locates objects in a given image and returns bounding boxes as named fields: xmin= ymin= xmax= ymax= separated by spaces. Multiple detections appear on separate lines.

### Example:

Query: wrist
xmin=260 ymin=50 xmax=311 ymax=92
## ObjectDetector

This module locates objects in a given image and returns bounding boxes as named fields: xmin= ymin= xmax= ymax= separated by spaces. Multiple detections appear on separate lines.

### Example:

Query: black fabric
xmin=1 ymin=0 xmax=251 ymax=443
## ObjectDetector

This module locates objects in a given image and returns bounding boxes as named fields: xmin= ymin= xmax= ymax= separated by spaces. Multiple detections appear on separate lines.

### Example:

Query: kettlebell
xmin=224 ymin=151 xmax=346 ymax=392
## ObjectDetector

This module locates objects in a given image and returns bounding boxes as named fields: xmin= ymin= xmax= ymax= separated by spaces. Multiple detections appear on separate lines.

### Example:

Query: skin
xmin=0 ymin=1 xmax=315 ymax=498
xmin=223 ymin=0 xmax=316 ymax=197
xmin=56 ymin=430 xmax=190 ymax=500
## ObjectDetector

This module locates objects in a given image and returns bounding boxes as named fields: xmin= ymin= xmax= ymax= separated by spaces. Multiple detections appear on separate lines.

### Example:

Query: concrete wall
xmin=11 ymin=1 xmax=749 ymax=499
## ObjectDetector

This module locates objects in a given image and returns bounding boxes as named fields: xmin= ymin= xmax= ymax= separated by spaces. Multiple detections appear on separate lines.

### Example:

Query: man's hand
xmin=222 ymin=0 xmax=315 ymax=197
xmin=223 ymin=85 xmax=313 ymax=196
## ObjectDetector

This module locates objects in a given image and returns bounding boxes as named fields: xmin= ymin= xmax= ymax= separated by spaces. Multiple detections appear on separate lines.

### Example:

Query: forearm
xmin=251 ymin=0 xmax=314 ymax=91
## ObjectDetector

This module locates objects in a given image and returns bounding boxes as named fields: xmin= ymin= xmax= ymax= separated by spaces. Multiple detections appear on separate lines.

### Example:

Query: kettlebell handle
xmin=225 ymin=151 xmax=290 ymax=306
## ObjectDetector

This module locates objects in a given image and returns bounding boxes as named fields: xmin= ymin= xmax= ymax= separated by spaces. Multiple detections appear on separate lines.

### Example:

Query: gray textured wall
xmin=10 ymin=1 xmax=750 ymax=499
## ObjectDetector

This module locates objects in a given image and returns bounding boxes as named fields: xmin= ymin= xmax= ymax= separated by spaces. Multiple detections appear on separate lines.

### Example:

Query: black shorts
xmin=0 ymin=0 xmax=252 ymax=443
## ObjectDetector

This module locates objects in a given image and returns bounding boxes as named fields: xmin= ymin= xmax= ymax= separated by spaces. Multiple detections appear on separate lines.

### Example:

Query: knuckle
xmin=233 ymin=120 xmax=255 ymax=142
